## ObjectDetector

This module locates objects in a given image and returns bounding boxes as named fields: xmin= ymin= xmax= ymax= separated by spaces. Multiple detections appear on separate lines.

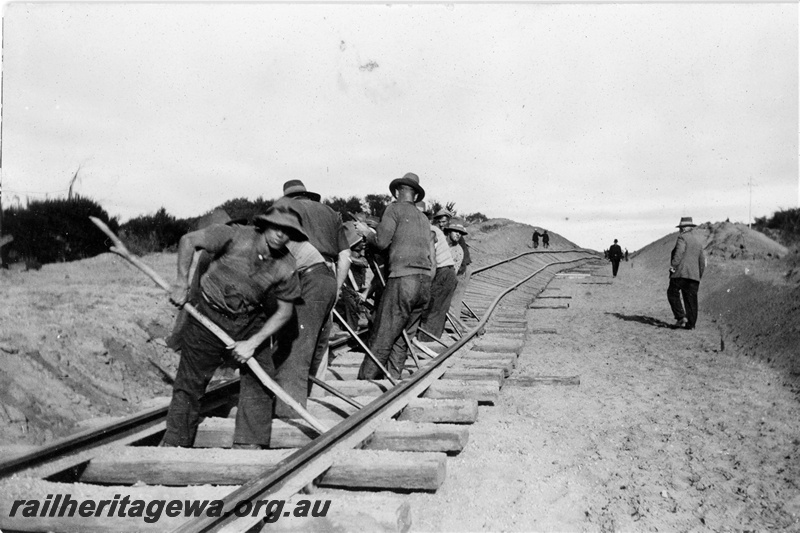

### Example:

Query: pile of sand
xmin=465 ymin=218 xmax=583 ymax=264
xmin=633 ymin=221 xmax=788 ymax=273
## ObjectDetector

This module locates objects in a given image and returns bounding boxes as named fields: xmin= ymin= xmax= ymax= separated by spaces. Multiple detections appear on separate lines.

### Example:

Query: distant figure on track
xmin=532 ymin=229 xmax=541 ymax=249
xmin=625 ymin=248 xmax=629 ymax=261
xmin=668 ymin=217 xmax=706 ymax=330
xmin=353 ymin=173 xmax=433 ymax=380
xmin=608 ymin=239 xmax=623 ymax=278
xmin=542 ymin=230 xmax=550 ymax=249
xmin=163 ymin=206 xmax=305 ymax=449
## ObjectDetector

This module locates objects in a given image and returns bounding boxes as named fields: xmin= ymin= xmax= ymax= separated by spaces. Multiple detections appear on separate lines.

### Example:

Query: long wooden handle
xmin=89 ymin=217 xmax=329 ymax=434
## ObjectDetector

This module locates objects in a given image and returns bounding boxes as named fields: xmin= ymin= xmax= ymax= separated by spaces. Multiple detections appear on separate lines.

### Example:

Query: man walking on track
xmin=353 ymin=172 xmax=433 ymax=380
xmin=271 ymin=179 xmax=350 ymax=418
xmin=668 ymin=216 xmax=706 ymax=330
xmin=608 ymin=239 xmax=623 ymax=278
xmin=162 ymin=205 xmax=305 ymax=449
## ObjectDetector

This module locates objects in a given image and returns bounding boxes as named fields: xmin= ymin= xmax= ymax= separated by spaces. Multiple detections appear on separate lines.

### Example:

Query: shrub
xmin=364 ymin=194 xmax=392 ymax=219
xmin=464 ymin=212 xmax=489 ymax=224
xmin=119 ymin=208 xmax=189 ymax=255
xmin=2 ymin=195 xmax=119 ymax=264
xmin=323 ymin=196 xmax=364 ymax=220
xmin=214 ymin=197 xmax=274 ymax=224
xmin=754 ymin=208 xmax=800 ymax=248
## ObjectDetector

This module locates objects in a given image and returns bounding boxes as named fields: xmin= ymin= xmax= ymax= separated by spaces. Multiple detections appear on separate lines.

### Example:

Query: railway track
xmin=0 ymin=247 xmax=597 ymax=533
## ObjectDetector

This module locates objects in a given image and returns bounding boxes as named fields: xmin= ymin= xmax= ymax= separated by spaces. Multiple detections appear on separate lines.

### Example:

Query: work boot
xmin=675 ymin=317 xmax=688 ymax=329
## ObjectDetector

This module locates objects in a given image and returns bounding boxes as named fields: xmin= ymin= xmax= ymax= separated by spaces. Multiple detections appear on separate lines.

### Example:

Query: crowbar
xmin=331 ymin=308 xmax=398 ymax=385
xmin=89 ymin=216 xmax=330 ymax=434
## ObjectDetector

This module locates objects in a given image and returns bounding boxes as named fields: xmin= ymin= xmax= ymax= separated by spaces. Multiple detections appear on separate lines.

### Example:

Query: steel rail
xmin=471 ymin=248 xmax=598 ymax=275
xmin=173 ymin=252 xmax=595 ymax=533
xmin=0 ymin=333 xmax=362 ymax=479
xmin=0 ymin=378 xmax=236 ymax=478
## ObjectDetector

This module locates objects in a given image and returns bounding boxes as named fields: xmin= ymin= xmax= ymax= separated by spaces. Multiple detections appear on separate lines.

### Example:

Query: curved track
xmin=0 ymin=247 xmax=597 ymax=533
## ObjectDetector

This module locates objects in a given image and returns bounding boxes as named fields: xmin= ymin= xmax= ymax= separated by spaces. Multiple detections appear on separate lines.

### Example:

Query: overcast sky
xmin=1 ymin=2 xmax=796 ymax=251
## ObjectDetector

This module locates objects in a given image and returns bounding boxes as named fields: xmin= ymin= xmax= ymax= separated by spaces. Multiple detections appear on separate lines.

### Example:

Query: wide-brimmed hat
xmin=254 ymin=205 xmax=308 ymax=241
xmin=676 ymin=216 xmax=697 ymax=228
xmin=282 ymin=179 xmax=321 ymax=202
xmin=433 ymin=209 xmax=453 ymax=220
xmin=389 ymin=172 xmax=425 ymax=201
xmin=445 ymin=223 xmax=468 ymax=235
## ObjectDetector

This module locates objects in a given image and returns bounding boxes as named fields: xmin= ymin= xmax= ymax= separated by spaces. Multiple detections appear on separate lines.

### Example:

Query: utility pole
xmin=0 ymin=17 xmax=6 ymax=267
xmin=748 ymin=177 xmax=753 ymax=229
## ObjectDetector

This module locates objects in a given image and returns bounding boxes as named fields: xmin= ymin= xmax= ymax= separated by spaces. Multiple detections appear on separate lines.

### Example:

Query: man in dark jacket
xmin=668 ymin=217 xmax=706 ymax=330
xmin=271 ymin=180 xmax=350 ymax=417
xmin=353 ymin=172 xmax=433 ymax=380
xmin=608 ymin=239 xmax=623 ymax=277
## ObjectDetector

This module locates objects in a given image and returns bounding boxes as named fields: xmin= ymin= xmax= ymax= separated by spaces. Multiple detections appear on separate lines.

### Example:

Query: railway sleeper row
xmin=1 ymin=255 xmax=595 ymax=533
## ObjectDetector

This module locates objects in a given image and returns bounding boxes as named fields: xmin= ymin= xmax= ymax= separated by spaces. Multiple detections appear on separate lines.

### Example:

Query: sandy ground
xmin=1 ymin=219 xmax=799 ymax=533
xmin=410 ymin=257 xmax=800 ymax=532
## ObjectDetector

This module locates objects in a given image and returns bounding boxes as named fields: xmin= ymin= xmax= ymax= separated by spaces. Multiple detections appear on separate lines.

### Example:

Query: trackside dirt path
xmin=409 ymin=259 xmax=800 ymax=532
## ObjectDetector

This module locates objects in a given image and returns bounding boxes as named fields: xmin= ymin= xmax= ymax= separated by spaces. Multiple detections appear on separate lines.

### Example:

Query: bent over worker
xmin=271 ymin=179 xmax=350 ymax=417
xmin=162 ymin=205 xmax=305 ymax=449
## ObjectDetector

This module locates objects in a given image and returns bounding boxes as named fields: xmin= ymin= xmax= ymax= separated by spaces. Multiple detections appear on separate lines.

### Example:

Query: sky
xmin=1 ymin=2 xmax=797 ymax=252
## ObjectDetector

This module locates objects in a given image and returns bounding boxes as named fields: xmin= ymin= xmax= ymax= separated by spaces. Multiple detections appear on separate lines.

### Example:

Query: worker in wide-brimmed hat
xmin=433 ymin=208 xmax=452 ymax=230
xmin=446 ymin=221 xmax=473 ymax=327
xmin=271 ymin=179 xmax=351 ymax=417
xmin=667 ymin=216 xmax=706 ymax=330
xmin=418 ymin=206 xmax=458 ymax=344
xmin=162 ymin=204 xmax=305 ymax=449
xmin=444 ymin=223 xmax=468 ymax=273
xmin=353 ymin=172 xmax=433 ymax=380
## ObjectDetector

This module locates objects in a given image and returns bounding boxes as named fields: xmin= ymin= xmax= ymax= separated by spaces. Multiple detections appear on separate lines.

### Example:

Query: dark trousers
xmin=418 ymin=266 xmax=457 ymax=341
xmin=611 ymin=260 xmax=621 ymax=277
xmin=273 ymin=265 xmax=337 ymax=418
xmin=336 ymin=285 xmax=363 ymax=331
xmin=449 ymin=265 xmax=472 ymax=319
xmin=163 ymin=297 xmax=276 ymax=447
xmin=667 ymin=277 xmax=700 ymax=328
xmin=358 ymin=274 xmax=431 ymax=380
